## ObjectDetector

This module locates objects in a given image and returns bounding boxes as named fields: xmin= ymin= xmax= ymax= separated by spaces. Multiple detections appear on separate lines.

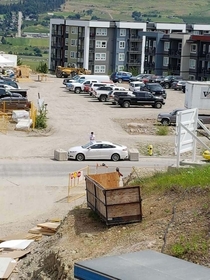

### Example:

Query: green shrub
xmin=36 ymin=61 xmax=48 ymax=73
xmin=35 ymin=108 xmax=47 ymax=129
xmin=156 ymin=126 xmax=169 ymax=135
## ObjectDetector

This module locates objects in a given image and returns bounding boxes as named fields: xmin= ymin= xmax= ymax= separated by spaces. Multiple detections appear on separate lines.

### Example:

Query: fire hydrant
xmin=148 ymin=144 xmax=153 ymax=156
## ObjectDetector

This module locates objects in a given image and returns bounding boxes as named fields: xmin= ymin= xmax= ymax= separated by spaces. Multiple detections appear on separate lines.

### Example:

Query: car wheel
xmin=76 ymin=153 xmax=85 ymax=161
xmin=123 ymin=101 xmax=130 ymax=108
xmin=154 ymin=102 xmax=162 ymax=109
xmin=118 ymin=78 xmax=122 ymax=83
xmin=164 ymin=83 xmax=170 ymax=89
xmin=111 ymin=153 xmax=120 ymax=161
xmin=161 ymin=118 xmax=170 ymax=126
xmin=100 ymin=95 xmax=107 ymax=102
xmin=75 ymin=88 xmax=81 ymax=94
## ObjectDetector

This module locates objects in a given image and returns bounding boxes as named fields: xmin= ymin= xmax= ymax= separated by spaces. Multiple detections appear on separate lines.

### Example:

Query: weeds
xmin=156 ymin=126 xmax=169 ymax=135
xmin=35 ymin=107 xmax=47 ymax=129
xmin=170 ymin=234 xmax=209 ymax=258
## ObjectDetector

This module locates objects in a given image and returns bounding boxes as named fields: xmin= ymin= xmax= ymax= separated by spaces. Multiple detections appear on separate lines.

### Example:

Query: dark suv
xmin=110 ymin=71 xmax=132 ymax=83
xmin=160 ymin=75 xmax=183 ymax=89
xmin=140 ymin=83 xmax=167 ymax=99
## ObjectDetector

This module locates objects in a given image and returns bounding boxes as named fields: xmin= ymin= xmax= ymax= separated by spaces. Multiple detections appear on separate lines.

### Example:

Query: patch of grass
xmin=170 ymin=234 xmax=209 ymax=259
xmin=156 ymin=126 xmax=169 ymax=135
xmin=132 ymin=165 xmax=210 ymax=194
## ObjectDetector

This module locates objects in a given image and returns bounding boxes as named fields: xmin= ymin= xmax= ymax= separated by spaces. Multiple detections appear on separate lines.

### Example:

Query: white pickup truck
xmin=67 ymin=79 xmax=99 ymax=94
xmin=93 ymin=85 xmax=126 ymax=102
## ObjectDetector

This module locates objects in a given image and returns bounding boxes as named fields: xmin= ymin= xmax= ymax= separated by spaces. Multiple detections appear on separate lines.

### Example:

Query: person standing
xmin=90 ymin=131 xmax=95 ymax=143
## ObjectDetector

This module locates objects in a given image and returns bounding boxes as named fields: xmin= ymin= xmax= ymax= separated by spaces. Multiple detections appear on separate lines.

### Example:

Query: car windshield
xmin=82 ymin=142 xmax=92 ymax=149
xmin=78 ymin=78 xmax=85 ymax=84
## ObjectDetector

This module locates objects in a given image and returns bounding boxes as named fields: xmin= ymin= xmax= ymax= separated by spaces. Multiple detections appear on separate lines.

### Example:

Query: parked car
xmin=108 ymin=90 xmax=134 ymax=104
xmin=89 ymin=82 xmax=113 ymax=96
xmin=63 ymin=75 xmax=79 ymax=85
xmin=110 ymin=71 xmax=132 ymax=83
xmin=0 ymin=79 xmax=20 ymax=89
xmin=157 ymin=108 xmax=210 ymax=127
xmin=150 ymin=75 xmax=165 ymax=83
xmin=129 ymin=74 xmax=145 ymax=82
xmin=160 ymin=75 xmax=183 ymax=89
xmin=171 ymin=80 xmax=186 ymax=91
xmin=114 ymin=91 xmax=165 ymax=108
xmin=93 ymin=85 xmax=126 ymax=102
xmin=140 ymin=83 xmax=167 ymax=99
xmin=129 ymin=81 xmax=145 ymax=92
xmin=68 ymin=140 xmax=129 ymax=161
xmin=157 ymin=109 xmax=185 ymax=125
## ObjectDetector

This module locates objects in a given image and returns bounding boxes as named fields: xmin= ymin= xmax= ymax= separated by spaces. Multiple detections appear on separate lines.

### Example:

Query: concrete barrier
xmin=129 ymin=148 xmax=139 ymax=161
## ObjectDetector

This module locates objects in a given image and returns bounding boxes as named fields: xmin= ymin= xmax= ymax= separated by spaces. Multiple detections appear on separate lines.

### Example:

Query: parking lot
xmin=0 ymin=75 xmax=187 ymax=158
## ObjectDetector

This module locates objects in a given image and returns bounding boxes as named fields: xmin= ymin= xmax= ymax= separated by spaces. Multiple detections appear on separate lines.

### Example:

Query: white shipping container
xmin=185 ymin=81 xmax=210 ymax=110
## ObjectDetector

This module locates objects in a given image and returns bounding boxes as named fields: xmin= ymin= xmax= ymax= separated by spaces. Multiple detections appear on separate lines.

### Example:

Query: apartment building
xmin=49 ymin=19 xmax=210 ymax=80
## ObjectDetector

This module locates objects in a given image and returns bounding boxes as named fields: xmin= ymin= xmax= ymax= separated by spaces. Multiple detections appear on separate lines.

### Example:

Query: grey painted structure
xmin=74 ymin=250 xmax=210 ymax=280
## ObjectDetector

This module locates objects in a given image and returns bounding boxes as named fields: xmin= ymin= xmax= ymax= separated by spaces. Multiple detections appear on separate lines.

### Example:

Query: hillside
xmin=60 ymin=0 xmax=210 ymax=23
xmin=2 ymin=0 xmax=210 ymax=23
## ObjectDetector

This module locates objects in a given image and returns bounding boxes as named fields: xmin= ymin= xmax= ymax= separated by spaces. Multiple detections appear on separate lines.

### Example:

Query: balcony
xmin=144 ymin=62 xmax=155 ymax=70
xmin=127 ymin=59 xmax=141 ymax=66
xmin=168 ymin=49 xmax=181 ymax=57
xmin=129 ymin=35 xmax=142 ymax=42
xmin=145 ymin=47 xmax=156 ymax=55
xmin=128 ymin=47 xmax=141 ymax=53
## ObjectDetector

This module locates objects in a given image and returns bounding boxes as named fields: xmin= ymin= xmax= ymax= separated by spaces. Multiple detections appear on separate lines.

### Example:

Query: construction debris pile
xmin=0 ymin=220 xmax=61 ymax=279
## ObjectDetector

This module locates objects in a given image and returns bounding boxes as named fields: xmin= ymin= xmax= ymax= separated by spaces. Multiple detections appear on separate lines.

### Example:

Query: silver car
xmin=68 ymin=141 xmax=128 ymax=161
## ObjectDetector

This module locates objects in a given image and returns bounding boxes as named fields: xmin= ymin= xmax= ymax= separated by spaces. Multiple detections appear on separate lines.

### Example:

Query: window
xmin=120 ymin=29 xmax=126 ymax=36
xmin=163 ymin=57 xmax=169 ymax=66
xmin=65 ymin=38 xmax=68 ymax=46
xmin=94 ymin=65 xmax=106 ymax=73
xmin=203 ymin=44 xmax=206 ymax=54
xmin=164 ymin=42 xmax=170 ymax=51
xmin=118 ymin=53 xmax=125 ymax=61
xmin=119 ymin=41 xmax=125 ymax=49
xmin=190 ymin=44 xmax=197 ymax=53
xmin=91 ymin=144 xmax=102 ymax=149
xmin=209 ymin=45 xmax=210 ymax=53
xmin=70 ymin=51 xmax=77 ymax=58
xmin=178 ymin=42 xmax=182 ymax=51
xmin=207 ymin=61 xmax=210 ymax=69
xmin=71 ymin=27 xmax=78 ymax=34
xmin=65 ymin=50 xmax=68 ymax=58
xmin=96 ymin=28 xmax=107 ymax=36
xmin=96 ymin=40 xmax=107 ymax=48
xmin=95 ymin=53 xmax=106 ymax=60
xmin=118 ymin=65 xmax=124 ymax=71
xmin=71 ymin=39 xmax=77 ymax=46
xmin=189 ymin=59 xmax=196 ymax=69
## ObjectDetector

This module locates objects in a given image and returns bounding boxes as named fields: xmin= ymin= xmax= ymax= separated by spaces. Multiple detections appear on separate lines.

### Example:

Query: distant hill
xmin=1 ymin=0 xmax=210 ymax=24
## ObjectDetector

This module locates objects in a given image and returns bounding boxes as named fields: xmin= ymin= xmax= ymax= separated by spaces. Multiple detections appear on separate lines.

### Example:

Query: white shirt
xmin=90 ymin=133 xmax=95 ymax=141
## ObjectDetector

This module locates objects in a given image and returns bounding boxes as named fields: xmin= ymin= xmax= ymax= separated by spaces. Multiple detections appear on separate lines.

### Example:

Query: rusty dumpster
xmin=85 ymin=172 xmax=142 ymax=226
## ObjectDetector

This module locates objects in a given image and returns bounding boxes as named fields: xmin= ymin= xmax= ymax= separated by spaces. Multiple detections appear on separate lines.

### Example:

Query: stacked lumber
xmin=28 ymin=221 xmax=61 ymax=236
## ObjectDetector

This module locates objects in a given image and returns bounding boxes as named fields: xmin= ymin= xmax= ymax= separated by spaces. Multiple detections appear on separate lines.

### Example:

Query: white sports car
xmin=68 ymin=141 xmax=128 ymax=161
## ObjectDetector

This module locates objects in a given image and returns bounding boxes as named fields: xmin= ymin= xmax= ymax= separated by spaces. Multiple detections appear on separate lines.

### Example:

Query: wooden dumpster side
xmin=85 ymin=173 xmax=142 ymax=225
